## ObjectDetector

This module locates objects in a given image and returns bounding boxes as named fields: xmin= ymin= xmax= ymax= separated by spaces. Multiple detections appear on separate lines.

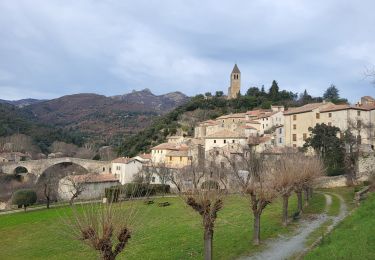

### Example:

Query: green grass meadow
xmin=0 ymin=193 xmax=325 ymax=260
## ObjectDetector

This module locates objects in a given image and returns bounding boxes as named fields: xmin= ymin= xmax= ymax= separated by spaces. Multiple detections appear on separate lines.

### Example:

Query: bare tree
xmin=61 ymin=175 xmax=91 ymax=205
xmin=272 ymin=154 xmax=296 ymax=226
xmin=68 ymin=202 xmax=134 ymax=260
xmin=226 ymin=147 xmax=277 ymax=245
xmin=181 ymin=176 xmax=224 ymax=260
xmin=179 ymin=159 xmax=206 ymax=191
xmin=37 ymin=172 xmax=59 ymax=209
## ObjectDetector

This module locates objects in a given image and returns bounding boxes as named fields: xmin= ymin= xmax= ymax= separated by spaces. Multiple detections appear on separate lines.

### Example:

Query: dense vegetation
xmin=0 ymin=103 xmax=85 ymax=152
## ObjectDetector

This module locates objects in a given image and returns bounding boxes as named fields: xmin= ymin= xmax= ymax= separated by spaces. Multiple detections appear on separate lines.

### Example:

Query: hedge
xmin=105 ymin=183 xmax=170 ymax=202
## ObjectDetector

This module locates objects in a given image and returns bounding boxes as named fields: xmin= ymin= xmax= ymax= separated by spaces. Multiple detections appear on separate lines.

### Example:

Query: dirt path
xmin=240 ymin=193 xmax=348 ymax=260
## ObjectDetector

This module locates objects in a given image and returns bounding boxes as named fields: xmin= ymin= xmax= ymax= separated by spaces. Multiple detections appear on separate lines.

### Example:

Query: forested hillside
xmin=0 ymin=103 xmax=84 ymax=152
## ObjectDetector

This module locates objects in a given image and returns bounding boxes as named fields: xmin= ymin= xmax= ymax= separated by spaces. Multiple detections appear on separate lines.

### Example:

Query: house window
xmin=180 ymin=156 xmax=182 ymax=161
xmin=169 ymin=156 xmax=172 ymax=161
xmin=224 ymin=139 xmax=226 ymax=144
xmin=152 ymin=177 xmax=155 ymax=183
xmin=279 ymin=138 xmax=282 ymax=143
xmin=357 ymin=135 xmax=362 ymax=144
xmin=329 ymin=113 xmax=332 ymax=118
xmin=328 ymin=122 xmax=332 ymax=126
xmin=293 ymin=115 xmax=297 ymax=120
xmin=293 ymin=134 xmax=297 ymax=141
xmin=357 ymin=111 xmax=361 ymax=116
xmin=214 ymin=140 xmax=216 ymax=143
xmin=303 ymin=133 xmax=307 ymax=141
xmin=279 ymin=128 xmax=282 ymax=134
xmin=357 ymin=120 xmax=362 ymax=128
xmin=103 ymin=167 xmax=105 ymax=172
xmin=293 ymin=144 xmax=297 ymax=147
xmin=232 ymin=140 xmax=235 ymax=143
xmin=293 ymin=124 xmax=296 ymax=130
xmin=316 ymin=113 xmax=320 ymax=119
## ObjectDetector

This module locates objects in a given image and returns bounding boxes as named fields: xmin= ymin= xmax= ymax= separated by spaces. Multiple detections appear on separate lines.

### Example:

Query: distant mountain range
xmin=0 ymin=98 xmax=45 ymax=107
xmin=0 ymin=89 xmax=189 ymax=146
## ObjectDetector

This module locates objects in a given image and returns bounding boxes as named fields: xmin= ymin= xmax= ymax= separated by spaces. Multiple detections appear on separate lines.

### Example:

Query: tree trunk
xmin=282 ymin=195 xmax=289 ymax=226
xmin=69 ymin=198 xmax=74 ymax=206
xmin=46 ymin=197 xmax=50 ymax=209
xmin=309 ymin=187 xmax=313 ymax=199
xmin=304 ymin=188 xmax=309 ymax=206
xmin=253 ymin=211 xmax=261 ymax=245
xmin=296 ymin=191 xmax=303 ymax=213
xmin=204 ymin=229 xmax=213 ymax=260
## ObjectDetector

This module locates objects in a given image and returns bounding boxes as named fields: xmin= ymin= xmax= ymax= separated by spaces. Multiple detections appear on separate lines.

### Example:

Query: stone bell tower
xmin=227 ymin=64 xmax=241 ymax=99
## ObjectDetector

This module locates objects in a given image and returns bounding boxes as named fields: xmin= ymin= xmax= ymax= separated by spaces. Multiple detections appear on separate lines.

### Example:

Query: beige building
xmin=319 ymin=103 xmax=375 ymax=148
xmin=204 ymin=129 xmax=248 ymax=152
xmin=227 ymin=64 xmax=241 ymax=99
xmin=284 ymin=97 xmax=375 ymax=148
xmin=284 ymin=102 xmax=334 ymax=147
xmin=165 ymin=150 xmax=192 ymax=169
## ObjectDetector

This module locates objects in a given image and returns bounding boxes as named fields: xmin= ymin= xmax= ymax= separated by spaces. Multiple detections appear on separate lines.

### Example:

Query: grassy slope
xmin=305 ymin=192 xmax=375 ymax=260
xmin=0 ymin=194 xmax=325 ymax=260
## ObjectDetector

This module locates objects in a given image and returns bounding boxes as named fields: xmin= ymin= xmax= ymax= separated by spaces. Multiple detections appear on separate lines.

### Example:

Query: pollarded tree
xmin=302 ymin=155 xmax=325 ymax=205
xmin=69 ymin=202 xmax=134 ymax=260
xmin=273 ymin=152 xmax=299 ymax=226
xmin=226 ymin=147 xmax=277 ymax=245
xmin=182 ymin=183 xmax=224 ymax=260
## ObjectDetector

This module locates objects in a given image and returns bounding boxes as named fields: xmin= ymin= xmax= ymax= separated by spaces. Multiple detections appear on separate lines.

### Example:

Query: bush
xmin=104 ymin=183 xmax=171 ymax=202
xmin=11 ymin=189 xmax=37 ymax=211
xmin=327 ymin=167 xmax=345 ymax=176
xmin=201 ymin=180 xmax=220 ymax=190
xmin=105 ymin=187 xmax=121 ymax=203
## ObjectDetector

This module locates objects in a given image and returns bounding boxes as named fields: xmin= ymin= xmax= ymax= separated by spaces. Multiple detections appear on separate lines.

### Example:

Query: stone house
xmin=58 ymin=174 xmax=119 ymax=201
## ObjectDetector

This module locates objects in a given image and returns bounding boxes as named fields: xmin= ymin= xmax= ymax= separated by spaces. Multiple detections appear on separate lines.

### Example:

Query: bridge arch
xmin=0 ymin=157 xmax=111 ymax=181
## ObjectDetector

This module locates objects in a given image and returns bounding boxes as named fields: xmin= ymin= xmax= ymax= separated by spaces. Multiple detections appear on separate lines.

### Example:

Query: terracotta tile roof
xmin=216 ymin=113 xmax=246 ymax=120
xmin=205 ymin=129 xmax=246 ymax=138
xmin=200 ymin=120 xmax=218 ymax=126
xmin=137 ymin=153 xmax=151 ymax=160
xmin=151 ymin=143 xmax=189 ymax=151
xmin=248 ymin=136 xmax=272 ymax=145
xmin=112 ymin=157 xmax=134 ymax=164
xmin=165 ymin=150 xmax=190 ymax=157
xmin=246 ymin=109 xmax=272 ymax=116
xmin=151 ymin=143 xmax=178 ymax=150
xmin=66 ymin=174 xmax=119 ymax=183
xmin=320 ymin=104 xmax=372 ymax=112
xmin=283 ymin=102 xmax=332 ymax=115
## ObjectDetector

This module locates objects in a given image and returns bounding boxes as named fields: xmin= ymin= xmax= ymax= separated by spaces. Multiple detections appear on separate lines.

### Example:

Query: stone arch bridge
xmin=0 ymin=157 xmax=111 ymax=180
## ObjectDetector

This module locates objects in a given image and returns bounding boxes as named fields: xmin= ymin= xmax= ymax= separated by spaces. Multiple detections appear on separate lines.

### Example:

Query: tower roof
xmin=232 ymin=64 xmax=240 ymax=74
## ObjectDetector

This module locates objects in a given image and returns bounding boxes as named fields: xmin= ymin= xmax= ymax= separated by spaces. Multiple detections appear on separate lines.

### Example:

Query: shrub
xmin=11 ymin=189 xmax=37 ymax=211
xmin=104 ymin=183 xmax=171 ymax=202
xmin=105 ymin=187 xmax=121 ymax=203
xmin=201 ymin=180 xmax=220 ymax=190
xmin=327 ymin=167 xmax=345 ymax=176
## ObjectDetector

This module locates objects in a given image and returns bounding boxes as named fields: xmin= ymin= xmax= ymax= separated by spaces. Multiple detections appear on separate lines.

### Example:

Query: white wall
xmin=112 ymin=160 xmax=143 ymax=185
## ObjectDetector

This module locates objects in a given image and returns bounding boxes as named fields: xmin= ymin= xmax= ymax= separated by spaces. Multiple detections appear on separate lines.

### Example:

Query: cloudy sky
xmin=0 ymin=0 xmax=374 ymax=102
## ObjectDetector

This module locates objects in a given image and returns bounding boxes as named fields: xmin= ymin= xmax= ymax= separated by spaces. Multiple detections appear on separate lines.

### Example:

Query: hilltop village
xmin=104 ymin=65 xmax=375 ymax=189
